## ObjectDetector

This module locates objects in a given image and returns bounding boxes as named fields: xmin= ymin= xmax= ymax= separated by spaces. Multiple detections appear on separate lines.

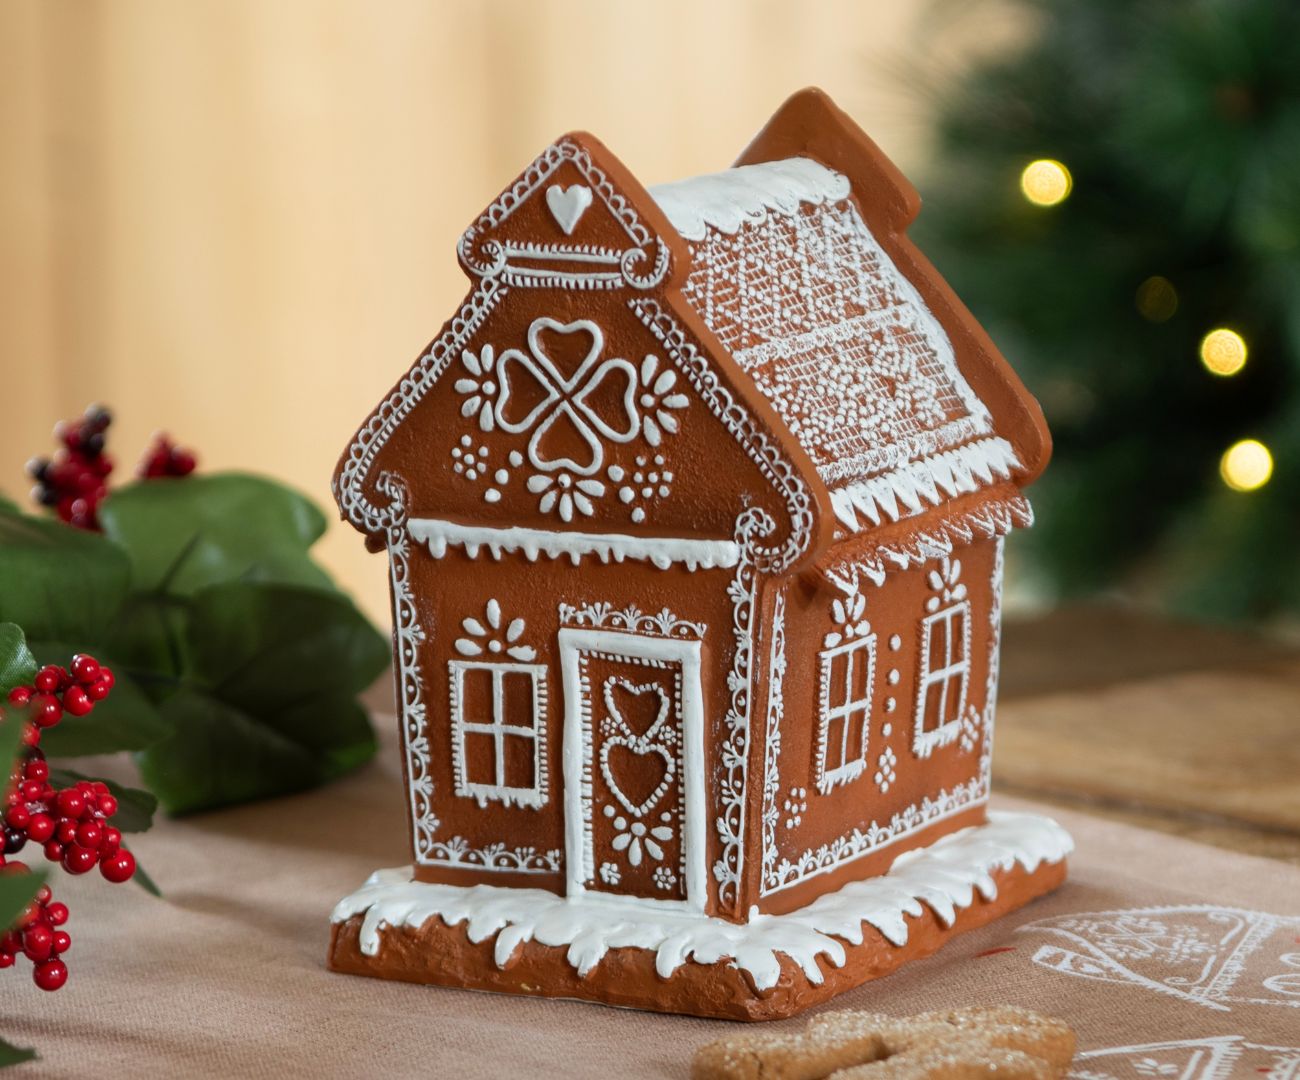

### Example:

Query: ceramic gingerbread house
xmin=328 ymin=88 xmax=1073 ymax=1021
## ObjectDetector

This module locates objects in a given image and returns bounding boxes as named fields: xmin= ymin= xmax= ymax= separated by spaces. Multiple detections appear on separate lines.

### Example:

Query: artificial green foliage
xmin=0 ymin=475 xmax=387 ymax=814
xmin=0 ymin=1038 xmax=37 ymax=1069
xmin=916 ymin=0 xmax=1300 ymax=620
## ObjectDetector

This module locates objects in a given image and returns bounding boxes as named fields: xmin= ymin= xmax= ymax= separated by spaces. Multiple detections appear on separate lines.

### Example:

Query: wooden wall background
xmin=0 ymin=1 xmax=1015 ymax=623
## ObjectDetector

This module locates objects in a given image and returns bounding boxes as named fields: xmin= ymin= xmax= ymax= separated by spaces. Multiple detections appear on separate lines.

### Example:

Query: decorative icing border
xmin=628 ymin=299 xmax=817 ymax=575
xmin=814 ymin=635 xmax=878 ymax=794
xmin=447 ymin=660 xmax=550 ymax=810
xmin=557 ymin=601 xmax=706 ymax=641
xmin=911 ymin=601 xmax=971 ymax=760
xmin=333 ymin=811 xmax=1074 ymax=991
xmin=456 ymin=138 xmax=669 ymax=291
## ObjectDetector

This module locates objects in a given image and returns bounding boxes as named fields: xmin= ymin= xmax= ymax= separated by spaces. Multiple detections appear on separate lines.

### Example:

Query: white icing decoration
xmin=815 ymin=633 xmax=877 ymax=795
xmin=448 ymin=659 xmax=548 ymax=809
xmin=1070 ymin=1036 xmax=1300 ymax=1080
xmin=558 ymin=629 xmax=707 ymax=911
xmin=557 ymin=601 xmax=705 ymax=641
xmin=913 ymin=558 xmax=971 ymax=759
xmin=453 ymin=599 xmax=536 ymax=661
xmin=332 ymin=811 xmax=1073 ymax=991
xmin=651 ymin=157 xmax=851 ymax=242
xmin=759 ymin=588 xmax=787 ymax=892
xmin=874 ymin=747 xmax=898 ymax=794
xmin=545 ymin=183 xmax=592 ymax=235
xmin=408 ymin=517 xmax=738 ymax=571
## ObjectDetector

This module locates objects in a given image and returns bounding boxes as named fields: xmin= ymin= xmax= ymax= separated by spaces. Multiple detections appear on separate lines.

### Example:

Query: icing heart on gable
xmin=546 ymin=184 xmax=593 ymax=236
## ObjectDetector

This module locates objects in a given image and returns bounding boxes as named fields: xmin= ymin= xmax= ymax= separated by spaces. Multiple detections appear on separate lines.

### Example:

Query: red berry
xmin=101 ymin=826 xmax=121 ymax=854
xmin=98 ymin=667 xmax=115 ymax=691
xmin=24 ymin=759 xmax=48 ymax=782
xmin=75 ymin=821 xmax=101 ymax=849
xmin=5 ymin=805 xmax=30 ymax=830
xmin=7 ymin=686 xmax=31 ymax=707
xmin=30 ymin=694 xmax=62 ymax=729
xmin=45 ymin=902 xmax=68 ymax=926
xmin=35 ymin=884 xmax=51 ymax=904
xmin=62 ymin=686 xmax=93 ymax=717
xmin=52 ymin=931 xmax=70 ymax=954
xmin=21 ymin=723 xmax=40 ymax=747
xmin=86 ymin=678 xmax=111 ymax=701
xmin=70 ymin=655 xmax=100 ymax=683
xmin=56 ymin=789 xmax=85 ymax=819
xmin=56 ymin=821 xmax=77 ymax=844
xmin=1 ymin=930 xmax=22 ymax=953
xmin=33 ymin=667 xmax=61 ymax=693
xmin=100 ymin=849 xmax=135 ymax=883
xmin=26 ymin=813 xmax=54 ymax=843
xmin=33 ymin=958 xmax=67 ymax=991
xmin=98 ymin=795 xmax=118 ymax=818
xmin=43 ymin=841 xmax=64 ymax=862
xmin=62 ymin=845 xmax=96 ymax=875
xmin=0 ymin=953 xmax=12 ymax=969
xmin=22 ymin=924 xmax=53 ymax=961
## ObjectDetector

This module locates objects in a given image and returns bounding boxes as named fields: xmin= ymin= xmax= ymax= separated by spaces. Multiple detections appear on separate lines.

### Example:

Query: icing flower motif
xmin=527 ymin=472 xmax=605 ymax=522
xmin=603 ymin=805 xmax=672 ymax=868
xmin=455 ymin=345 xmax=499 ymax=432
xmin=598 ymin=862 xmax=621 ymax=886
xmin=873 ymin=747 xmax=898 ymax=793
xmin=823 ymin=591 xmax=870 ymax=649
xmin=926 ymin=558 xmax=968 ymax=612
xmin=637 ymin=354 xmax=689 ymax=447
xmin=652 ymin=867 xmax=677 ymax=892
xmin=454 ymin=599 xmax=536 ymax=661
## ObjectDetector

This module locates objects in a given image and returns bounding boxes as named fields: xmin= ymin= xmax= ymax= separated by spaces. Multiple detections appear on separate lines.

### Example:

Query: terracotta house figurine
xmin=329 ymin=88 xmax=1073 ymax=1021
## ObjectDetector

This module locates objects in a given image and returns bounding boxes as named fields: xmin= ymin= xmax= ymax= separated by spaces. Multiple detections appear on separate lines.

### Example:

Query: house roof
xmin=650 ymin=157 xmax=1023 ymax=537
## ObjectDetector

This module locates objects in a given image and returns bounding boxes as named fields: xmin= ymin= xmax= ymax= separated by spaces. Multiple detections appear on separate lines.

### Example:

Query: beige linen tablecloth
xmin=4 ymin=719 xmax=1298 ymax=1079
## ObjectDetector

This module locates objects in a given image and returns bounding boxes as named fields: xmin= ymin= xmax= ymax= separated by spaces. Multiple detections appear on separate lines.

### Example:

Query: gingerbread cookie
xmin=328 ymin=85 xmax=1068 ymax=1019
xmin=693 ymin=1006 xmax=1075 ymax=1080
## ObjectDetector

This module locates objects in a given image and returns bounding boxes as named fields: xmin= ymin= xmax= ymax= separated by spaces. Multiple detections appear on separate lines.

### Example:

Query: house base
xmin=326 ymin=811 xmax=1071 ymax=1022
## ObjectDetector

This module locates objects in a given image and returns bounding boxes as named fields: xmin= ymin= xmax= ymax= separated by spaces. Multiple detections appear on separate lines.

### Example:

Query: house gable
xmin=733 ymin=88 xmax=1055 ymax=535
xmin=333 ymin=133 xmax=832 ymax=575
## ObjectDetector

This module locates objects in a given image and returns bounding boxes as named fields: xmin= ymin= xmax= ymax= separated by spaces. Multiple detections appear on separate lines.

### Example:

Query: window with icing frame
xmin=913 ymin=600 xmax=971 ymax=758
xmin=814 ymin=633 xmax=877 ymax=794
xmin=448 ymin=660 xmax=549 ymax=809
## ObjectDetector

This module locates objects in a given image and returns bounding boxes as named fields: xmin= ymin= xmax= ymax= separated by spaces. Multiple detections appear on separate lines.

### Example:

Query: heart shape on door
xmin=600 ymin=737 xmax=675 ymax=819
xmin=603 ymin=678 xmax=669 ymax=741
xmin=545 ymin=183 xmax=593 ymax=236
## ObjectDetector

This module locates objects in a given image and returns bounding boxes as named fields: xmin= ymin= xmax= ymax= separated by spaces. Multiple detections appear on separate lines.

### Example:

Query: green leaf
xmin=132 ymin=859 xmax=162 ymax=898
xmin=0 ymin=623 xmax=37 ymax=697
xmin=185 ymin=582 xmax=390 ymax=714
xmin=98 ymin=473 xmax=333 ymax=597
xmin=0 ymin=868 xmax=45 ymax=934
xmin=0 ymin=1035 xmax=37 ymax=1068
xmin=0 ymin=493 xmax=20 ymax=515
xmin=47 ymin=769 xmax=158 ymax=833
xmin=0 ymin=511 xmax=131 ymax=641
xmin=30 ymin=643 xmax=173 ymax=757
xmin=136 ymin=690 xmax=326 ymax=814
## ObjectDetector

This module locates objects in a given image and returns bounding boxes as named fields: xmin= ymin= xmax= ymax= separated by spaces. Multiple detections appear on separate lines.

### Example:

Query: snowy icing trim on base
xmin=407 ymin=518 xmax=739 ymax=571
xmin=651 ymin=158 xmax=851 ymax=242
xmin=829 ymin=438 xmax=1022 ymax=533
xmin=331 ymin=810 xmax=1072 ymax=993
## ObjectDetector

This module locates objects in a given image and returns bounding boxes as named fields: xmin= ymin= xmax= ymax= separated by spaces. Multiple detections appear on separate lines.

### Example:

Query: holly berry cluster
xmin=26 ymin=404 xmax=198 ymax=529
xmin=26 ymin=405 xmax=114 ymax=530
xmin=3 ymin=653 xmax=136 ymax=991
xmin=137 ymin=433 xmax=197 ymax=480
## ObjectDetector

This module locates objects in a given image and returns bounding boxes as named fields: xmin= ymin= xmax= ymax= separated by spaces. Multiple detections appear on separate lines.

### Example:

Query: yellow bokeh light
xmin=1219 ymin=438 xmax=1273 ymax=492
xmin=1200 ymin=328 xmax=1248 ymax=376
xmin=1020 ymin=159 xmax=1072 ymax=206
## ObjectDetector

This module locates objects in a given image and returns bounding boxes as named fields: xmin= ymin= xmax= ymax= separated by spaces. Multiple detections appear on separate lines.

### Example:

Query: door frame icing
xmin=558 ymin=627 xmax=707 ymax=913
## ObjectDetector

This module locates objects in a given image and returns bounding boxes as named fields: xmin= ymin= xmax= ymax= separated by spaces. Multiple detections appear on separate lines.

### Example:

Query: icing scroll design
xmin=457 ymin=138 xmax=669 ymax=291
xmin=628 ymin=297 xmax=816 ymax=575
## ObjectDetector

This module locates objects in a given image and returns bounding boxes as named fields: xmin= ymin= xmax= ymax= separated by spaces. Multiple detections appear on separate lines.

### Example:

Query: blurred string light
xmin=1135 ymin=276 xmax=1178 ymax=322
xmin=1199 ymin=328 xmax=1248 ymax=376
xmin=1219 ymin=438 xmax=1273 ymax=492
xmin=1020 ymin=159 xmax=1072 ymax=206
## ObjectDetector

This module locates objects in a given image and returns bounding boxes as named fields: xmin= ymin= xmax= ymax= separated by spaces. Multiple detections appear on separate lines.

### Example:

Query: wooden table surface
xmin=997 ymin=604 xmax=1300 ymax=865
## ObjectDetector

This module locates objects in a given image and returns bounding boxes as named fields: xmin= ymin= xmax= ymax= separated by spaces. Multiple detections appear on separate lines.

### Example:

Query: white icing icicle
xmin=651 ymin=158 xmax=852 ymax=242
xmin=332 ymin=810 xmax=1072 ymax=993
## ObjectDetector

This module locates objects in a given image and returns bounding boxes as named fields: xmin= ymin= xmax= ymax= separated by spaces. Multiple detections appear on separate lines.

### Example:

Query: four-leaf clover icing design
xmin=495 ymin=318 xmax=638 ymax=477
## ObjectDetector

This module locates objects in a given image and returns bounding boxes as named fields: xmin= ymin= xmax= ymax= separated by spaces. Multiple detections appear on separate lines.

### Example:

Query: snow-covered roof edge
xmin=650 ymin=157 xmax=850 ymax=241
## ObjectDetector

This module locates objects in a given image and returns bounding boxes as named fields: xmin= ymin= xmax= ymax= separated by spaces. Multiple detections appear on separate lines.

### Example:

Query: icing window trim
xmin=815 ymin=633 xmax=878 ymax=794
xmin=448 ymin=660 xmax=550 ymax=810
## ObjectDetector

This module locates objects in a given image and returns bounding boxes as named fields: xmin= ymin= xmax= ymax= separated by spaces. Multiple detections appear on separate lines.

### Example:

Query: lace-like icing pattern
xmin=674 ymin=181 xmax=993 ymax=489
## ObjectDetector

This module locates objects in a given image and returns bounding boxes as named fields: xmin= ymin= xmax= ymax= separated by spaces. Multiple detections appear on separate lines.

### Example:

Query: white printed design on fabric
xmin=1019 ymin=906 xmax=1300 ymax=1012
xmin=1069 ymin=1036 xmax=1300 ymax=1080
xmin=656 ymin=158 xmax=1013 ymax=534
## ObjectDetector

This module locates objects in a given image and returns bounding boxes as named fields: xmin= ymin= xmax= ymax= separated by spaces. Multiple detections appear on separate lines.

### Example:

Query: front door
xmin=558 ymin=628 xmax=705 ymax=911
